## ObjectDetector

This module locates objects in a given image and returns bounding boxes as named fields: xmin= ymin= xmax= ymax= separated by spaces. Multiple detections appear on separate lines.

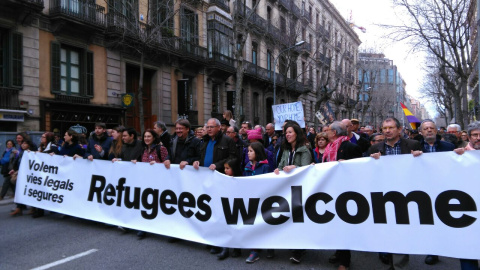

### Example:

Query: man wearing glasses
xmin=416 ymin=119 xmax=455 ymax=265
xmin=368 ymin=117 xmax=422 ymax=269
xmin=193 ymin=118 xmax=236 ymax=172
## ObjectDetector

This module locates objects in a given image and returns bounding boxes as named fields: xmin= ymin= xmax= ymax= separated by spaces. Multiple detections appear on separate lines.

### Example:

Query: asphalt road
xmin=0 ymin=201 xmax=467 ymax=270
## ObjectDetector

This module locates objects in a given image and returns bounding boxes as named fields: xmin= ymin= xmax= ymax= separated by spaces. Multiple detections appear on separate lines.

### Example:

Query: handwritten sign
xmin=272 ymin=101 xmax=305 ymax=130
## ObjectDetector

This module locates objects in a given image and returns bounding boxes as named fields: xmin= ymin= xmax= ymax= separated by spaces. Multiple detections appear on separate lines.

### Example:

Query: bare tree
xmin=386 ymin=0 xmax=472 ymax=128
xmin=105 ymin=0 xmax=179 ymax=134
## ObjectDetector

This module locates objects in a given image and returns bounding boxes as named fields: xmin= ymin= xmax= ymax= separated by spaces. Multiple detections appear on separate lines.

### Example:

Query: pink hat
xmin=247 ymin=128 xmax=263 ymax=141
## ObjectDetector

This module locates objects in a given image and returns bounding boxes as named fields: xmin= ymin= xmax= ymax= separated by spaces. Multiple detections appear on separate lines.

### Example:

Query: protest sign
xmin=272 ymin=101 xmax=305 ymax=130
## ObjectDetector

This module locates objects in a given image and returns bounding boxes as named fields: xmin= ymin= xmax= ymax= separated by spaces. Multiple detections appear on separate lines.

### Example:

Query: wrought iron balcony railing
xmin=50 ymin=0 xmax=106 ymax=27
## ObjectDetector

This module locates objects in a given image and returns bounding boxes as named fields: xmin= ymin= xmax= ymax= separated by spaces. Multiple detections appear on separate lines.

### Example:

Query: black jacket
xmin=120 ymin=140 xmax=144 ymax=161
xmin=170 ymin=134 xmax=202 ymax=164
xmin=337 ymin=141 xmax=363 ymax=160
xmin=199 ymin=132 xmax=237 ymax=172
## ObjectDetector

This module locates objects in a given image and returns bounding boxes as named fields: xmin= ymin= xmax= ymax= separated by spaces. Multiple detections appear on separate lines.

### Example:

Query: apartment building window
xmin=252 ymin=42 xmax=258 ymax=65
xmin=208 ymin=20 xmax=233 ymax=61
xmin=267 ymin=50 xmax=272 ymax=71
xmin=0 ymin=29 xmax=22 ymax=88
xmin=387 ymin=69 xmax=394 ymax=84
xmin=302 ymin=27 xmax=306 ymax=41
xmin=280 ymin=16 xmax=286 ymax=33
xmin=279 ymin=56 xmax=287 ymax=74
xmin=302 ymin=61 xmax=306 ymax=83
xmin=51 ymin=42 xmax=93 ymax=97
xmin=212 ymin=83 xmax=221 ymax=113
xmin=181 ymin=8 xmax=198 ymax=46
xmin=290 ymin=57 xmax=297 ymax=79
xmin=267 ymin=7 xmax=272 ymax=24
xmin=151 ymin=0 xmax=174 ymax=33
xmin=109 ymin=0 xmax=138 ymax=19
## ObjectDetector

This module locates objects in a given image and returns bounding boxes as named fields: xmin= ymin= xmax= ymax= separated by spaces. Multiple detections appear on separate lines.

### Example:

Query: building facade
xmin=357 ymin=53 xmax=409 ymax=129
xmin=0 ymin=0 xmax=360 ymax=133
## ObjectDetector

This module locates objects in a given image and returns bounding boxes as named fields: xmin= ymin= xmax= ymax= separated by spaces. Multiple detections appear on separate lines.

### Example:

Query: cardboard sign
xmin=272 ymin=101 xmax=305 ymax=130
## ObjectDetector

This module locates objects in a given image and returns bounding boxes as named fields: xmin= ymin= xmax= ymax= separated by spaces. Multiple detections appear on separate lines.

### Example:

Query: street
xmin=0 ymin=200 xmax=464 ymax=270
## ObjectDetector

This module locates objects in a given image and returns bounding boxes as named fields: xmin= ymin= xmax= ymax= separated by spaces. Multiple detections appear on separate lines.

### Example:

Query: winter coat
xmin=244 ymin=160 xmax=270 ymax=176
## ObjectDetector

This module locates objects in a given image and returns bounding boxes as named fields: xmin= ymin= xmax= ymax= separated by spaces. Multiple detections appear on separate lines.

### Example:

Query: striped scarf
xmin=322 ymin=136 xmax=349 ymax=162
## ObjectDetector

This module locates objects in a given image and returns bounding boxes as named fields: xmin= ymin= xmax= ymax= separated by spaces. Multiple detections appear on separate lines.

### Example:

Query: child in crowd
xmin=216 ymin=159 xmax=242 ymax=260
xmin=243 ymin=142 xmax=272 ymax=263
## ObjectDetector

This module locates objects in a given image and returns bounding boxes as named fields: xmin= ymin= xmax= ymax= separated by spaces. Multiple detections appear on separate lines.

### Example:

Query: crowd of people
xmin=1 ymin=109 xmax=480 ymax=270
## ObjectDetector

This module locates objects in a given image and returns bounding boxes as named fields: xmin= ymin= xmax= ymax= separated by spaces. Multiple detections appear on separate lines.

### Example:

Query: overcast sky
xmin=327 ymin=0 xmax=435 ymax=116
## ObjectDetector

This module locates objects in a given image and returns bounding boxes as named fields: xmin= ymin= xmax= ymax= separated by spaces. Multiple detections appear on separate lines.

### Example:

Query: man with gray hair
xmin=447 ymin=123 xmax=468 ymax=148
xmin=193 ymin=118 xmax=237 ymax=258
xmin=453 ymin=121 xmax=480 ymax=269
xmin=418 ymin=119 xmax=455 ymax=265
xmin=154 ymin=121 xmax=172 ymax=158
xmin=324 ymin=121 xmax=362 ymax=270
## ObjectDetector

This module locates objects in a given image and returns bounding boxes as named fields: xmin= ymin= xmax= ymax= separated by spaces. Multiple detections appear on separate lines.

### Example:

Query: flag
xmin=400 ymin=102 xmax=421 ymax=130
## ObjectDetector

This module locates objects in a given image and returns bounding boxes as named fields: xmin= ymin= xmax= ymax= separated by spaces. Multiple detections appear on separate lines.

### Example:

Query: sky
xmin=328 ymin=0 xmax=435 ymax=117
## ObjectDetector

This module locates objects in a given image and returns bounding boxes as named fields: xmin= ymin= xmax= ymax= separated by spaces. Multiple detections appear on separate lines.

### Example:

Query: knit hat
xmin=247 ymin=128 xmax=263 ymax=141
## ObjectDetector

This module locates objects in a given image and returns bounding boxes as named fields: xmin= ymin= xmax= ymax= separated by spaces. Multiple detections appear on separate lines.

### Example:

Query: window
xmin=51 ymin=42 xmax=93 ymax=97
xmin=252 ymin=42 xmax=258 ymax=65
xmin=212 ymin=83 xmax=220 ymax=113
xmin=181 ymin=8 xmax=198 ymax=46
xmin=0 ymin=29 xmax=22 ymax=88
xmin=267 ymin=50 xmax=272 ymax=71
xmin=150 ymin=0 xmax=174 ymax=34
xmin=279 ymin=56 xmax=287 ymax=74
xmin=387 ymin=69 xmax=394 ymax=84
xmin=280 ymin=16 xmax=286 ymax=32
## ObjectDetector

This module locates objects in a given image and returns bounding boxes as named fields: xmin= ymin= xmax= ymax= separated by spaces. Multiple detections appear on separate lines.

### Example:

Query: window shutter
xmin=86 ymin=50 xmax=94 ymax=97
xmin=51 ymin=42 xmax=61 ymax=94
xmin=11 ymin=32 xmax=23 ymax=88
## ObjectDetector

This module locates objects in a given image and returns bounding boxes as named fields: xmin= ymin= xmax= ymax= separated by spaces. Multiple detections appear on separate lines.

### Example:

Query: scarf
xmin=322 ymin=136 xmax=349 ymax=162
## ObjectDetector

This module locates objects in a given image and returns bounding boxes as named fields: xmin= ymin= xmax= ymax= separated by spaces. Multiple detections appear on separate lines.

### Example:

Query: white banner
xmin=16 ymin=151 xmax=480 ymax=259
xmin=272 ymin=101 xmax=305 ymax=130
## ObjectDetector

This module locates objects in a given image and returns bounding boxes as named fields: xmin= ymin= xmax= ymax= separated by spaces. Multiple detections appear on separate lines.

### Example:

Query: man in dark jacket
xmin=118 ymin=128 xmax=143 ymax=161
xmin=368 ymin=117 xmax=422 ymax=270
xmin=193 ymin=118 xmax=236 ymax=173
xmin=85 ymin=122 xmax=113 ymax=160
xmin=154 ymin=121 xmax=172 ymax=158
xmin=325 ymin=121 xmax=362 ymax=270
xmin=171 ymin=119 xmax=201 ymax=169
xmin=417 ymin=119 xmax=454 ymax=265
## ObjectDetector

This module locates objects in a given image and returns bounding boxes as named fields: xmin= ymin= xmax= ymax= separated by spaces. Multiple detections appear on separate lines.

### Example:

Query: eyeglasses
xmin=226 ymin=131 xmax=235 ymax=134
xmin=471 ymin=133 xmax=480 ymax=138
xmin=242 ymin=121 xmax=250 ymax=124
xmin=206 ymin=125 xmax=218 ymax=129
xmin=382 ymin=127 xmax=397 ymax=131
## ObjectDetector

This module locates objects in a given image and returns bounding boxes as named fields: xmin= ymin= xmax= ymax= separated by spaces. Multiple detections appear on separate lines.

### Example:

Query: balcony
xmin=302 ymin=10 xmax=312 ymax=22
xmin=266 ymin=22 xmax=285 ymax=44
xmin=299 ymin=41 xmax=312 ymax=54
xmin=106 ymin=12 xmax=136 ymax=36
xmin=235 ymin=1 xmax=266 ymax=31
xmin=277 ymin=0 xmax=301 ymax=18
xmin=3 ymin=0 xmax=44 ymax=11
xmin=209 ymin=52 xmax=235 ymax=72
xmin=209 ymin=0 xmax=230 ymax=13
xmin=245 ymin=62 xmax=273 ymax=82
xmin=180 ymin=40 xmax=208 ymax=62
xmin=54 ymin=94 xmax=90 ymax=104
xmin=0 ymin=87 xmax=20 ymax=110
xmin=49 ymin=0 xmax=106 ymax=28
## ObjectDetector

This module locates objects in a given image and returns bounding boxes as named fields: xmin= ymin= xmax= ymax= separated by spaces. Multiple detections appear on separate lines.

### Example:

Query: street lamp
xmin=273 ymin=40 xmax=305 ymax=105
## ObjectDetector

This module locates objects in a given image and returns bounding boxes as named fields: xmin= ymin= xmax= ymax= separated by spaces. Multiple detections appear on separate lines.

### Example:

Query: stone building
xmin=357 ymin=53 xmax=409 ymax=128
xmin=0 ymin=0 xmax=360 ymax=133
